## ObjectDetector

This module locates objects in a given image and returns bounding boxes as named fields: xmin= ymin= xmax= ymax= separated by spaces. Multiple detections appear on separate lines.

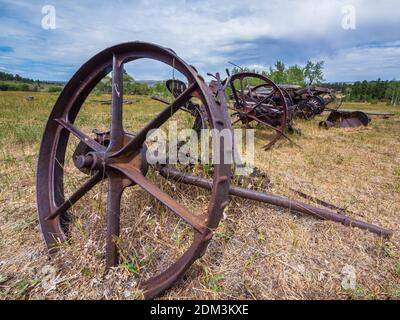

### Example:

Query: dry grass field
xmin=0 ymin=91 xmax=399 ymax=300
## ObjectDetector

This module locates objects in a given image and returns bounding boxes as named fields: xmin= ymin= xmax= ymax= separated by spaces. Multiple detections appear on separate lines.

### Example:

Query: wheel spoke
xmin=110 ymin=163 xmax=207 ymax=234
xmin=228 ymin=106 xmax=282 ymax=133
xmin=45 ymin=172 xmax=103 ymax=220
xmin=108 ymin=54 xmax=124 ymax=151
xmin=110 ymin=82 xmax=199 ymax=159
xmin=55 ymin=118 xmax=106 ymax=152
xmin=105 ymin=172 xmax=125 ymax=268
xmin=250 ymin=92 xmax=274 ymax=111
xmin=228 ymin=105 xmax=298 ymax=148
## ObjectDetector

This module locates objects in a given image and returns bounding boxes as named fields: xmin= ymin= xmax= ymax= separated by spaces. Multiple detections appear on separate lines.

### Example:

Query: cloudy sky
xmin=0 ymin=0 xmax=399 ymax=82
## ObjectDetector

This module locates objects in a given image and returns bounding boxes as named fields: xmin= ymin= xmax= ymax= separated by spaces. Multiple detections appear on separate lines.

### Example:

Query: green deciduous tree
xmin=303 ymin=60 xmax=325 ymax=84
xmin=286 ymin=65 xmax=306 ymax=86
xmin=269 ymin=61 xmax=287 ymax=84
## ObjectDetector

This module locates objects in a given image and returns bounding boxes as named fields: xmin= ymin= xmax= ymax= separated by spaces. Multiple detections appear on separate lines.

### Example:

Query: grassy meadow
xmin=0 ymin=91 xmax=399 ymax=299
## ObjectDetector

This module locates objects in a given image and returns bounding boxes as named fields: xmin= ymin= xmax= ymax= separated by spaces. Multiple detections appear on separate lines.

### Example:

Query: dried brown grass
xmin=0 ymin=92 xmax=399 ymax=300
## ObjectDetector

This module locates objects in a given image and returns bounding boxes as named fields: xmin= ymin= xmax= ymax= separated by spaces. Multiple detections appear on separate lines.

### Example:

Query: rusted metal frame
xmin=226 ymin=105 xmax=283 ymax=135
xmin=226 ymin=105 xmax=299 ymax=149
xmin=246 ymin=84 xmax=277 ymax=105
xmin=227 ymin=72 xmax=289 ymax=150
xmin=241 ymin=92 xmax=276 ymax=116
xmin=245 ymin=83 xmax=294 ymax=127
xmin=229 ymin=77 xmax=245 ymax=109
xmin=211 ymin=73 xmax=277 ymax=122
xmin=254 ymin=83 xmax=295 ymax=110
xmin=158 ymin=166 xmax=392 ymax=238
xmin=212 ymin=72 xmax=247 ymax=171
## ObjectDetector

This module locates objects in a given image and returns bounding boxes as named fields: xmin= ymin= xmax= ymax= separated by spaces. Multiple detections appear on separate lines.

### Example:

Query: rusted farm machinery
xmin=320 ymin=108 xmax=395 ymax=128
xmin=281 ymin=84 xmax=337 ymax=120
xmin=233 ymin=82 xmax=337 ymax=122
xmin=319 ymin=110 xmax=370 ymax=128
xmin=223 ymin=72 xmax=295 ymax=150
xmin=163 ymin=71 xmax=295 ymax=150
xmin=36 ymin=42 xmax=392 ymax=300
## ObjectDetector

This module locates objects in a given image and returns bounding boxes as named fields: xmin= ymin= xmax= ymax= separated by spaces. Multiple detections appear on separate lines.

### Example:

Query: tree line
xmin=94 ymin=71 xmax=172 ymax=97
xmin=0 ymin=71 xmax=35 ymax=83
xmin=231 ymin=61 xmax=399 ymax=105
xmin=92 ymin=62 xmax=326 ymax=97
xmin=1 ymin=68 xmax=399 ymax=105
xmin=0 ymin=71 xmax=63 ymax=92
xmin=323 ymin=80 xmax=400 ymax=105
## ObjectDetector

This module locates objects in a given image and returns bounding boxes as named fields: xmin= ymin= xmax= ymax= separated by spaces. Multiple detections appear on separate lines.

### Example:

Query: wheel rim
xmin=36 ymin=42 xmax=231 ymax=299
xmin=227 ymin=72 xmax=288 ymax=150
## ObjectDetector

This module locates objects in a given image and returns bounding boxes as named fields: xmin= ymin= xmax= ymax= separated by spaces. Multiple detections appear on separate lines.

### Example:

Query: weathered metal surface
xmin=249 ymin=83 xmax=337 ymax=120
xmin=158 ymin=165 xmax=392 ymax=238
xmin=225 ymin=72 xmax=292 ymax=150
xmin=320 ymin=110 xmax=370 ymax=128
xmin=167 ymin=71 xmax=294 ymax=151
xmin=281 ymin=84 xmax=337 ymax=119
xmin=36 ymin=41 xmax=231 ymax=299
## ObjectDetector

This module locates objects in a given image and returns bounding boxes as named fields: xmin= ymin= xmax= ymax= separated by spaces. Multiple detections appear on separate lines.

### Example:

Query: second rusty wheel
xmin=227 ymin=72 xmax=289 ymax=150
xmin=36 ymin=42 xmax=231 ymax=299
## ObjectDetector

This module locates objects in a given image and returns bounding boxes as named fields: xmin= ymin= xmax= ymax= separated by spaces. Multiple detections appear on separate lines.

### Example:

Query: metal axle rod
xmin=158 ymin=166 xmax=392 ymax=238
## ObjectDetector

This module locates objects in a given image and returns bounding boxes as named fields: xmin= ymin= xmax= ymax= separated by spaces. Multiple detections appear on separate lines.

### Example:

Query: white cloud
xmin=323 ymin=46 xmax=400 ymax=81
xmin=242 ymin=64 xmax=269 ymax=71
xmin=0 ymin=0 xmax=399 ymax=80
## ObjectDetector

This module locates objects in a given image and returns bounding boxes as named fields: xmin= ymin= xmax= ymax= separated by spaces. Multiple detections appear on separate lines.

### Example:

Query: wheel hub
xmin=73 ymin=131 xmax=149 ymax=177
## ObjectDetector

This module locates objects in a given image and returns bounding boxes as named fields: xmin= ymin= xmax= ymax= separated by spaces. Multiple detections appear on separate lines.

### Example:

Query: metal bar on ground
xmin=158 ymin=166 xmax=392 ymax=238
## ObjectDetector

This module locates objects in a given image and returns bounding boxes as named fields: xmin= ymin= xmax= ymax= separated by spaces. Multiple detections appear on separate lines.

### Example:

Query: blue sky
xmin=0 ymin=0 xmax=399 ymax=82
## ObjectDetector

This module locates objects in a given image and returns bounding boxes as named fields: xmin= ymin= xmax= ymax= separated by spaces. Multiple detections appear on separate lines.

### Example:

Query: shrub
xmin=20 ymin=84 xmax=29 ymax=91
xmin=48 ymin=86 xmax=62 ymax=93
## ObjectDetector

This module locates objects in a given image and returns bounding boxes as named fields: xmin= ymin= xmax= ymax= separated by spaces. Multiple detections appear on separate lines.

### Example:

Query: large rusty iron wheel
xmin=36 ymin=42 xmax=231 ymax=299
xmin=228 ymin=72 xmax=289 ymax=150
